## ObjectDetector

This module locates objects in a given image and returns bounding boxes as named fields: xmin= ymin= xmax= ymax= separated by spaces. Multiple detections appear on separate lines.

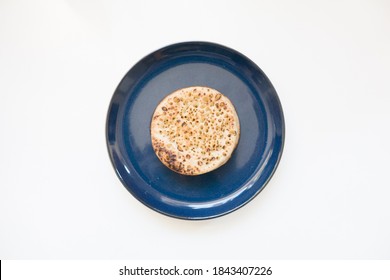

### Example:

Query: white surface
xmin=1 ymin=0 xmax=389 ymax=259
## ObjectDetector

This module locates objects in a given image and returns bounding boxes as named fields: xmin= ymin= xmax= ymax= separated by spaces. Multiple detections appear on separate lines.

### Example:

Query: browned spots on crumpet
xmin=150 ymin=86 xmax=240 ymax=175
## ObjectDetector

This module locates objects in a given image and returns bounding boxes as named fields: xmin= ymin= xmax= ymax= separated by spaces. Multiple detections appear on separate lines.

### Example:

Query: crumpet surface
xmin=151 ymin=86 xmax=240 ymax=175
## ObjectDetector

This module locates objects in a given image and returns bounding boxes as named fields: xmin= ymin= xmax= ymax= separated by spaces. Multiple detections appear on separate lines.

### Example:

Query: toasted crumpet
xmin=151 ymin=86 xmax=240 ymax=175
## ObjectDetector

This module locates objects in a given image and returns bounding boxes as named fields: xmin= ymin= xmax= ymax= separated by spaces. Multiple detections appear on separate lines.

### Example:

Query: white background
xmin=1 ymin=0 xmax=389 ymax=259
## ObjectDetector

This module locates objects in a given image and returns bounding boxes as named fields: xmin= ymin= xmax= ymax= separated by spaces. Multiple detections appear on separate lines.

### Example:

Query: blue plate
xmin=106 ymin=42 xmax=284 ymax=220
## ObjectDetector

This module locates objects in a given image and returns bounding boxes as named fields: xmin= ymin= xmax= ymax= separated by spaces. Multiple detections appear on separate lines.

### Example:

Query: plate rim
xmin=105 ymin=41 xmax=285 ymax=220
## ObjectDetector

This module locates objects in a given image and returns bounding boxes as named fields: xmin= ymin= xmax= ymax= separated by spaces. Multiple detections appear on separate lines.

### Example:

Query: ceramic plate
xmin=106 ymin=42 xmax=284 ymax=220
